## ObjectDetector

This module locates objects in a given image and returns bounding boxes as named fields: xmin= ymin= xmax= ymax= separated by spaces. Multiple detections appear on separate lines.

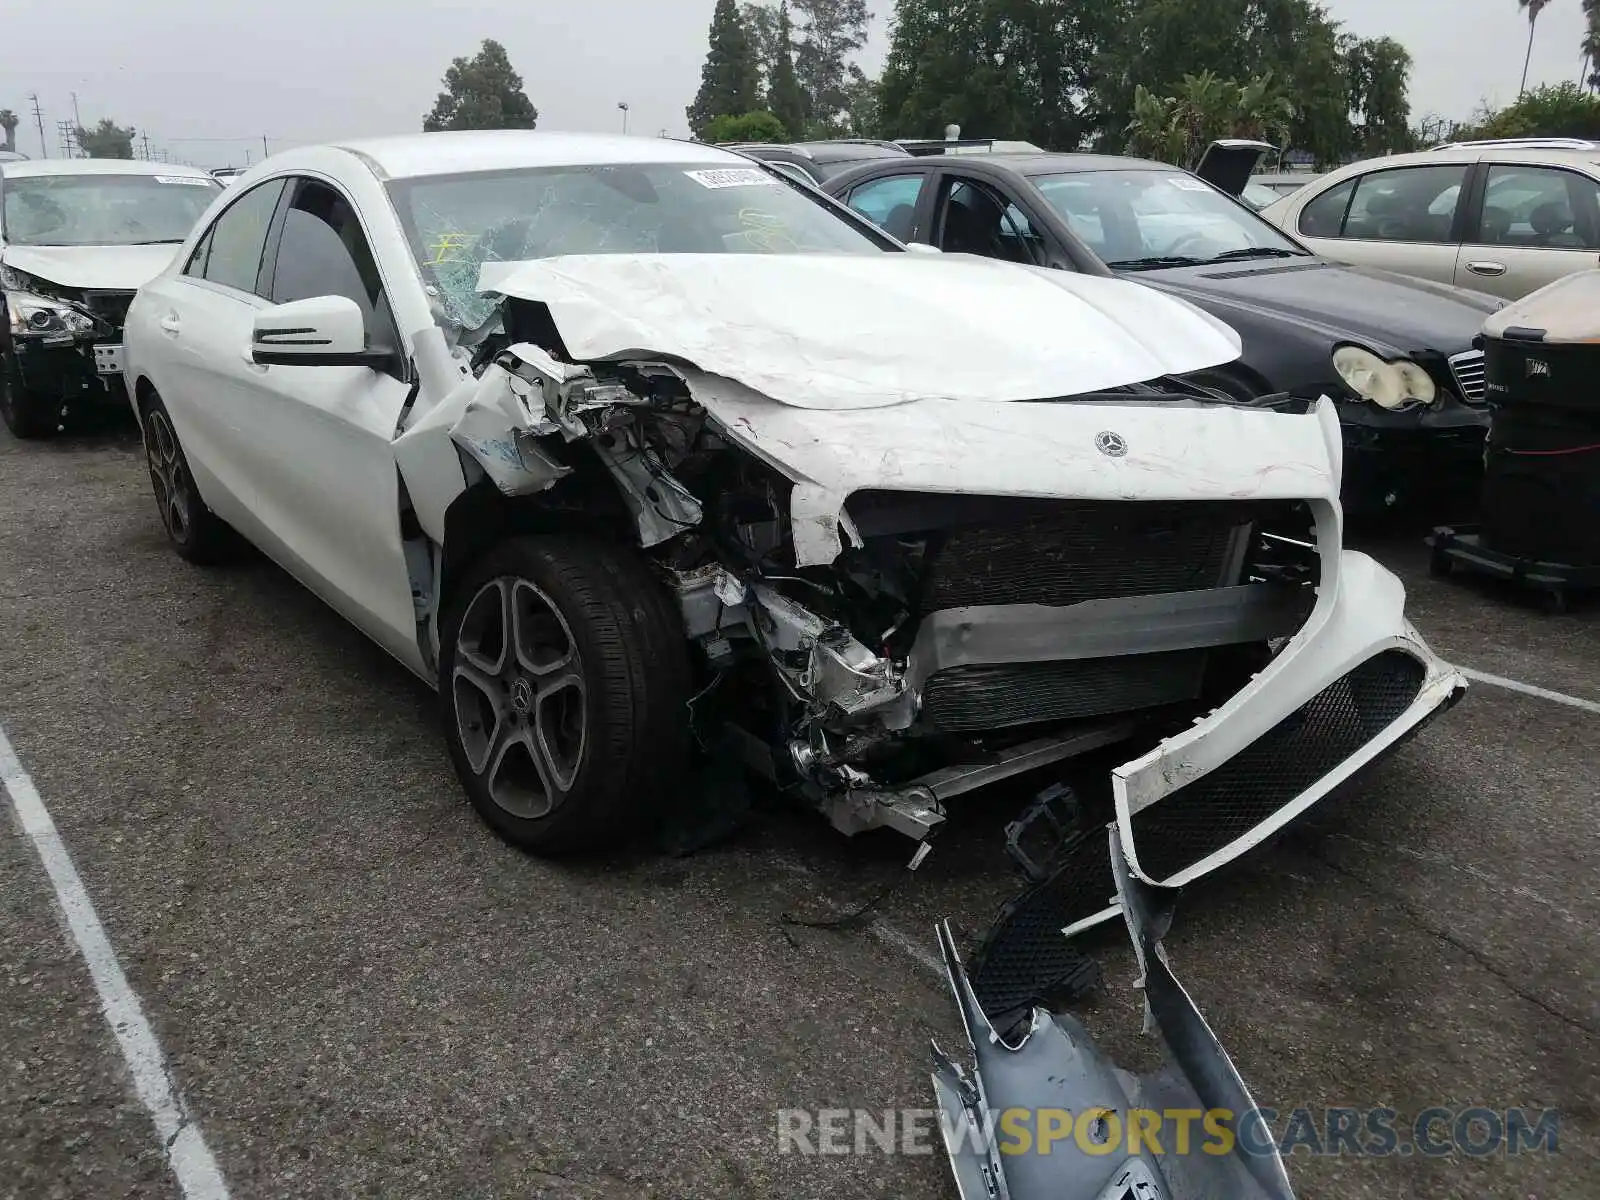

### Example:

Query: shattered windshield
xmin=2 ymin=173 xmax=221 ymax=246
xmin=1033 ymin=168 xmax=1306 ymax=269
xmin=388 ymin=161 xmax=891 ymax=329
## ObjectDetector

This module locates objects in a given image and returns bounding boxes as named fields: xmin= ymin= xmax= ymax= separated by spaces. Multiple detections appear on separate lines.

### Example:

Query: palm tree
xmin=1583 ymin=0 xmax=1600 ymax=90
xmin=1520 ymin=0 xmax=1553 ymax=97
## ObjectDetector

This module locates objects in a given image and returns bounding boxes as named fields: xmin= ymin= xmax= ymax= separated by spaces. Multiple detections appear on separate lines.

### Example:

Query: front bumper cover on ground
xmin=933 ymin=827 xmax=1297 ymax=1200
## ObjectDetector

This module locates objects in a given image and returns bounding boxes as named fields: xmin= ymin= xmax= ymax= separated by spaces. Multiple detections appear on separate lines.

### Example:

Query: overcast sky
xmin=2 ymin=0 xmax=1593 ymax=166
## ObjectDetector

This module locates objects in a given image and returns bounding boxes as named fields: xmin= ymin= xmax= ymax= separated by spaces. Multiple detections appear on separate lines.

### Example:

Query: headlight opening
xmin=1332 ymin=345 xmax=1437 ymax=411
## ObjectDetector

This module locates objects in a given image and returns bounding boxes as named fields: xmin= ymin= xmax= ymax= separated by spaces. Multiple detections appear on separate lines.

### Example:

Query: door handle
xmin=240 ymin=346 xmax=269 ymax=372
xmin=158 ymin=314 xmax=181 ymax=335
xmin=1465 ymin=260 xmax=1507 ymax=277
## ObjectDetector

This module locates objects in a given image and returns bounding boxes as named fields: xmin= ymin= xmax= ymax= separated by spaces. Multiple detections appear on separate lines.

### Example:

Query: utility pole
xmin=27 ymin=93 xmax=47 ymax=158
xmin=262 ymin=134 xmax=270 ymax=160
xmin=56 ymin=120 xmax=77 ymax=158
xmin=618 ymin=101 xmax=630 ymax=134
xmin=70 ymin=92 xmax=83 ymax=129
xmin=140 ymin=131 xmax=152 ymax=160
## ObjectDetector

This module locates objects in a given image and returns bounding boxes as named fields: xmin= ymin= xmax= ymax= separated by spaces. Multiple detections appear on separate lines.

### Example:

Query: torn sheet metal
xmin=478 ymin=252 xmax=1244 ymax=410
xmin=393 ymin=353 xmax=573 ymax=544
xmin=932 ymin=827 xmax=1296 ymax=1200
xmin=681 ymin=370 xmax=1343 ymax=566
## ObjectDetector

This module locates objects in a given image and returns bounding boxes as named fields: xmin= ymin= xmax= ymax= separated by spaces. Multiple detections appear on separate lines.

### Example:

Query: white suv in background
xmin=1258 ymin=140 xmax=1600 ymax=299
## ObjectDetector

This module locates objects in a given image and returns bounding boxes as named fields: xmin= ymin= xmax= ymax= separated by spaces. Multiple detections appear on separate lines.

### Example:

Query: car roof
xmin=323 ymin=131 xmax=742 ymax=180
xmin=796 ymin=140 xmax=908 ymax=163
xmin=0 ymin=157 xmax=215 ymax=180
xmin=1334 ymin=145 xmax=1600 ymax=170
xmin=876 ymin=151 xmax=1182 ymax=176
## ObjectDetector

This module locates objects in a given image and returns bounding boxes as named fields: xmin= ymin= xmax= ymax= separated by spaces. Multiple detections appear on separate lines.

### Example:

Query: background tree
xmin=0 ymin=110 xmax=17 ymax=154
xmin=879 ymin=0 xmax=1106 ymax=147
xmin=838 ymin=69 xmax=882 ymax=135
xmin=74 ymin=118 xmax=136 ymax=159
xmin=767 ymin=2 xmax=810 ymax=137
xmin=1462 ymin=80 xmax=1600 ymax=138
xmin=791 ymin=0 xmax=872 ymax=130
xmin=423 ymin=39 xmax=538 ymax=131
xmin=1123 ymin=71 xmax=1292 ymax=167
xmin=1519 ymin=0 xmax=1552 ymax=97
xmin=688 ymin=0 xmax=763 ymax=137
xmin=704 ymin=111 xmax=789 ymax=142
xmin=1343 ymin=35 xmax=1415 ymax=154
xmin=741 ymin=2 xmax=781 ymax=94
xmin=1583 ymin=0 xmax=1600 ymax=90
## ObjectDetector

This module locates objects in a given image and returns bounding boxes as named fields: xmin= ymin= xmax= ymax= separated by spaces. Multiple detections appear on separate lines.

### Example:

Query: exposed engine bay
xmin=388 ymin=252 xmax=1464 ymax=921
xmin=411 ymin=312 xmax=1327 ymax=850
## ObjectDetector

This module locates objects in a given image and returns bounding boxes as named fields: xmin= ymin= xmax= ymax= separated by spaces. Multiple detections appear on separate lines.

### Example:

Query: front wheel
xmin=0 ymin=349 xmax=60 ymax=439
xmin=140 ymin=393 xmax=233 ymax=563
xmin=439 ymin=536 xmax=692 ymax=855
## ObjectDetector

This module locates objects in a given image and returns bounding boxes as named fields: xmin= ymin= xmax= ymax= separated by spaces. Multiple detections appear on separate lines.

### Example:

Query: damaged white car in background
xmin=121 ymin=133 xmax=1466 ymax=912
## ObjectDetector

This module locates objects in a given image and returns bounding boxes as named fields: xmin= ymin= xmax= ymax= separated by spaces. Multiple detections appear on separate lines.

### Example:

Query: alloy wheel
xmin=143 ymin=408 xmax=193 ymax=544
xmin=451 ymin=577 xmax=588 ymax=819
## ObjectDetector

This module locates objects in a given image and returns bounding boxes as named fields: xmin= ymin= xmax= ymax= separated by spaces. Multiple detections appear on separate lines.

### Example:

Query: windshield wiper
xmin=126 ymin=238 xmax=186 ymax=245
xmin=1104 ymin=255 xmax=1206 ymax=271
xmin=1202 ymin=247 xmax=1302 ymax=263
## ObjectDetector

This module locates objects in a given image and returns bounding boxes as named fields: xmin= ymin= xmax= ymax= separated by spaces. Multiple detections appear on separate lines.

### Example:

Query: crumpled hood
xmin=479 ymin=252 xmax=1242 ymax=410
xmin=2 ymin=242 xmax=181 ymax=292
xmin=1141 ymin=258 xmax=1502 ymax=356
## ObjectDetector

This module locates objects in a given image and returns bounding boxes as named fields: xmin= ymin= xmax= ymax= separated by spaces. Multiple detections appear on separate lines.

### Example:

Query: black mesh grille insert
xmin=969 ymin=827 xmax=1112 ymax=1031
xmin=922 ymin=650 xmax=1207 ymax=732
xmin=1130 ymin=649 xmax=1426 ymax=881
xmin=920 ymin=500 xmax=1248 ymax=611
xmin=82 ymin=290 xmax=135 ymax=330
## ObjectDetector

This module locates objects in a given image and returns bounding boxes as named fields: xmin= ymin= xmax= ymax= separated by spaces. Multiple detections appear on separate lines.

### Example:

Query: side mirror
xmin=251 ymin=295 xmax=395 ymax=370
xmin=904 ymin=242 xmax=943 ymax=255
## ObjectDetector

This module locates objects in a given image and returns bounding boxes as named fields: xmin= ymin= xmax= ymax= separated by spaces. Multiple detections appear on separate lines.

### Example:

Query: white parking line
xmin=1460 ymin=667 xmax=1600 ymax=716
xmin=0 ymin=724 xmax=231 ymax=1200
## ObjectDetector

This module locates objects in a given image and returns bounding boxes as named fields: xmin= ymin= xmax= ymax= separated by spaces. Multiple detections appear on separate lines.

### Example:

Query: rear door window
xmin=1475 ymin=164 xmax=1600 ymax=249
xmin=845 ymin=174 xmax=928 ymax=241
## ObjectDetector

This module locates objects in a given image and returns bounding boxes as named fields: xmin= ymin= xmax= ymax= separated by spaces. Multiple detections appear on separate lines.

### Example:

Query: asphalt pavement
xmin=1 ymin=417 xmax=1595 ymax=1200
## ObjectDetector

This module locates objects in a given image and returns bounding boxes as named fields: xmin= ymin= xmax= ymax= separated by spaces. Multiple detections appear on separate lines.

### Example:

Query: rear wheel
xmin=0 ymin=349 xmax=60 ymax=439
xmin=439 ymin=536 xmax=692 ymax=855
xmin=140 ymin=392 xmax=233 ymax=563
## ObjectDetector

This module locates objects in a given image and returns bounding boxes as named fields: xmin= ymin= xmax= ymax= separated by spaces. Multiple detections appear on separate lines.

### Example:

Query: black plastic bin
xmin=1430 ymin=271 xmax=1600 ymax=605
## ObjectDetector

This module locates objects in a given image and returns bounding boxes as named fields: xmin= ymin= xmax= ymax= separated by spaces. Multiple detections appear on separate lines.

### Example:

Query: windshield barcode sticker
xmin=1167 ymin=176 xmax=1211 ymax=191
xmin=154 ymin=175 xmax=216 ymax=186
xmin=684 ymin=168 xmax=778 ymax=190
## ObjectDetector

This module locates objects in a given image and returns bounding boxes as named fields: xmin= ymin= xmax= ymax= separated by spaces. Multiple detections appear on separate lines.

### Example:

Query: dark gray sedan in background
xmin=821 ymin=152 xmax=1504 ymax=515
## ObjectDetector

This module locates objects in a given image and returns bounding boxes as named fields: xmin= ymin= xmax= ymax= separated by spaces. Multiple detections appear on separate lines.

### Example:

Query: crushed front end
xmin=2 ymin=266 xmax=133 ymax=426
xmin=395 ymin=252 xmax=1465 ymax=902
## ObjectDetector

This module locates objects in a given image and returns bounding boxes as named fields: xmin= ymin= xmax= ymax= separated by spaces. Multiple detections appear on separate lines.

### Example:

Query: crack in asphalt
xmin=1308 ymin=848 xmax=1599 ymax=1041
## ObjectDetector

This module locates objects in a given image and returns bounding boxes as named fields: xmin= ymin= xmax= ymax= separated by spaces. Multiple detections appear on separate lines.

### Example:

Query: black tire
xmin=139 ymin=392 xmax=233 ymax=564
xmin=0 ymin=349 xmax=60 ymax=440
xmin=438 ymin=535 xmax=693 ymax=855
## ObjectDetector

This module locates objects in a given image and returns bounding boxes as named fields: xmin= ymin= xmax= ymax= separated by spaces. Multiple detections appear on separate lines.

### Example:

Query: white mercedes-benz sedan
xmin=122 ymin=131 xmax=1464 ymax=907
